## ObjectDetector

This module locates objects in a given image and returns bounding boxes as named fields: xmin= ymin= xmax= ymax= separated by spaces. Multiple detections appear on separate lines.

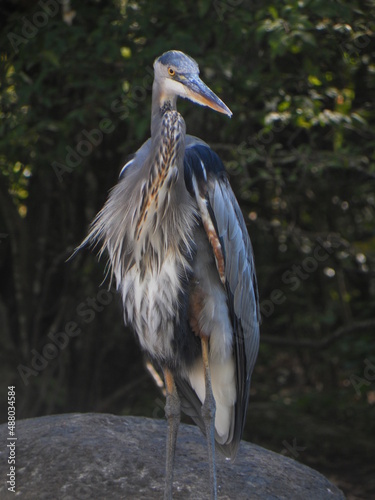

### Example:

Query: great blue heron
xmin=79 ymin=50 xmax=260 ymax=499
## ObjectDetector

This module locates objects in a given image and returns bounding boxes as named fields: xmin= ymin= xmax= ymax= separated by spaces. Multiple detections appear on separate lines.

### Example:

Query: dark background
xmin=1 ymin=1 xmax=374 ymax=498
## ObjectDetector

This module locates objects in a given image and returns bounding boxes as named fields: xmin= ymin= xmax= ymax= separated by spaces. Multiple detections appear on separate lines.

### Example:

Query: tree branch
xmin=261 ymin=319 xmax=375 ymax=349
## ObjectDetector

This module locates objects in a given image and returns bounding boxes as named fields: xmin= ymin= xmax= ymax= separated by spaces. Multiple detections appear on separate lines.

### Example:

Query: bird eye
xmin=168 ymin=67 xmax=175 ymax=76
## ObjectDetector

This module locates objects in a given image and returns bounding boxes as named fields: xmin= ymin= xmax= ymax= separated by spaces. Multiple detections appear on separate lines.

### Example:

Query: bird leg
xmin=201 ymin=335 xmax=217 ymax=500
xmin=163 ymin=367 xmax=181 ymax=500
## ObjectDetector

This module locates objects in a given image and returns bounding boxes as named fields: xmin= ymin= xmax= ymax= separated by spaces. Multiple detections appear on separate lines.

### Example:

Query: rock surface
xmin=0 ymin=413 xmax=345 ymax=499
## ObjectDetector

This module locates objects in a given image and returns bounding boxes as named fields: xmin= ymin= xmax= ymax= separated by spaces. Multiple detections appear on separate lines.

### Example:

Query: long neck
xmin=151 ymin=80 xmax=177 ymax=138
xmin=132 ymin=89 xmax=187 ymax=269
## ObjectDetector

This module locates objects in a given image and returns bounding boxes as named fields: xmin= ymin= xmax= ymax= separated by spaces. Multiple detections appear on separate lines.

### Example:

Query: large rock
xmin=0 ymin=413 xmax=344 ymax=499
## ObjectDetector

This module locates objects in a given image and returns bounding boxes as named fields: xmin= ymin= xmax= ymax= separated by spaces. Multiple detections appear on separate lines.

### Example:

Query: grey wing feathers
xmin=179 ymin=143 xmax=260 ymax=460
xmin=208 ymin=177 xmax=259 ymax=458
xmin=210 ymin=177 xmax=260 ymax=458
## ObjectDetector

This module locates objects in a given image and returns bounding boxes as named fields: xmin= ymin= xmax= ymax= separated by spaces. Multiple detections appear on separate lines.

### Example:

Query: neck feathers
xmin=135 ymin=109 xmax=185 ymax=242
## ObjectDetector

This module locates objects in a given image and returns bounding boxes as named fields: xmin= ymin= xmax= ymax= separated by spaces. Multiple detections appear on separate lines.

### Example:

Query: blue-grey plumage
xmin=79 ymin=50 xmax=260 ymax=499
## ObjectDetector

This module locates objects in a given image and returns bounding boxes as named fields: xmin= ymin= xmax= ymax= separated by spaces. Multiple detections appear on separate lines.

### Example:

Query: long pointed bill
xmin=183 ymin=76 xmax=232 ymax=117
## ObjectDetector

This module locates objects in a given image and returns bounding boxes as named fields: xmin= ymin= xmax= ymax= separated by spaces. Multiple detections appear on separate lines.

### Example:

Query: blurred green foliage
xmin=0 ymin=0 xmax=374 ymax=496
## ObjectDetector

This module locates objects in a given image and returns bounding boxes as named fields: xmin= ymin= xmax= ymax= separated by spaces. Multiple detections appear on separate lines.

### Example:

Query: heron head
xmin=154 ymin=50 xmax=232 ymax=117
